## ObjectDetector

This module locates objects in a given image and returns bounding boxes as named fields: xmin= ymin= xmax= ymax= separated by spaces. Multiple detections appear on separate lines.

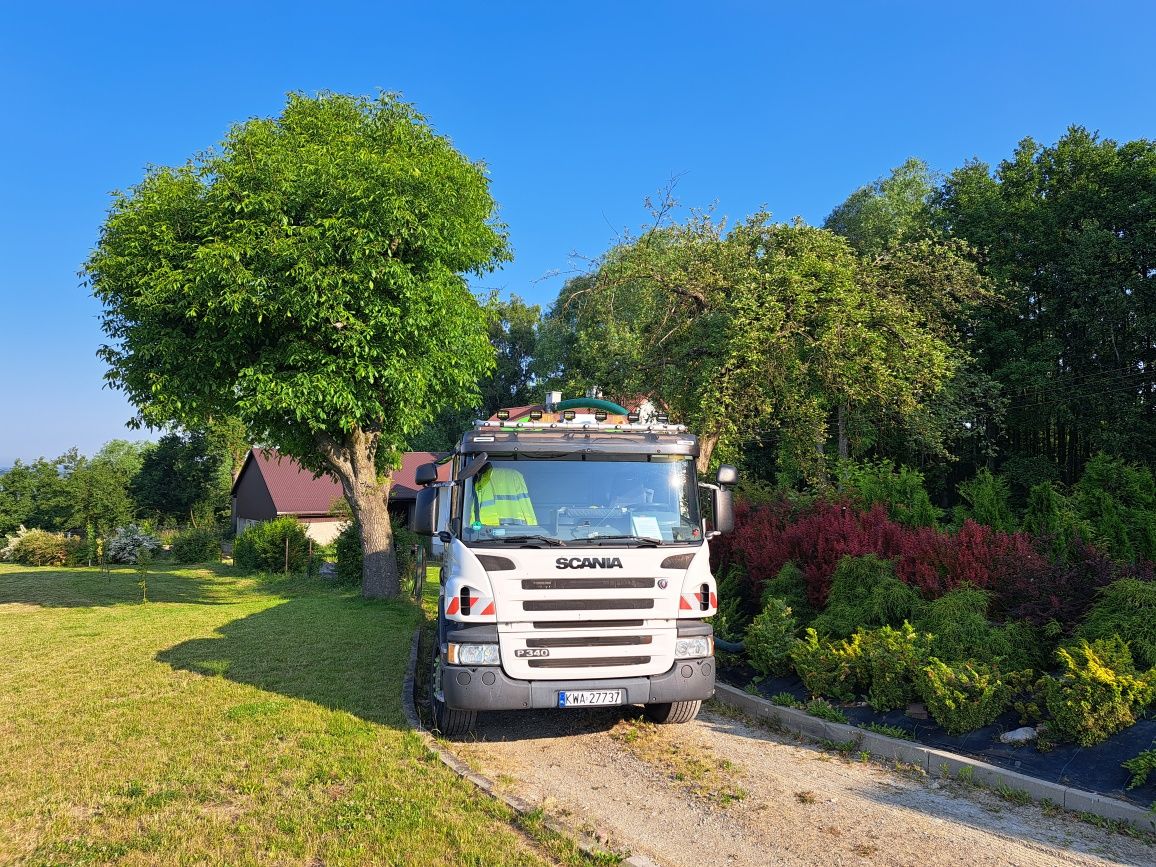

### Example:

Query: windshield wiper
xmin=483 ymin=534 xmax=566 ymax=547
xmin=575 ymin=534 xmax=661 ymax=547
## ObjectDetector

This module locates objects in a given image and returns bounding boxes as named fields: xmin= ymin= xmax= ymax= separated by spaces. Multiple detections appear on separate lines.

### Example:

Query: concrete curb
xmin=713 ymin=682 xmax=1156 ymax=834
xmin=402 ymin=628 xmax=648 ymax=866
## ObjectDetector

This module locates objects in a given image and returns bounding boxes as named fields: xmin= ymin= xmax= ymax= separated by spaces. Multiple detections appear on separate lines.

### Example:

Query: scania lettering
xmin=411 ymin=395 xmax=737 ymax=736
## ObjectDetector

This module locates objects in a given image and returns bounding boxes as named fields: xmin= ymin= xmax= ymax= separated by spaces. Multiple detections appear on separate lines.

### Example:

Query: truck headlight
xmin=447 ymin=643 xmax=500 ymax=666
xmin=675 ymin=637 xmax=712 ymax=659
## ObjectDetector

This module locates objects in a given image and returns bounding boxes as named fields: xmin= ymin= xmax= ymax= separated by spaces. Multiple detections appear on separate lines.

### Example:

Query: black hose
xmin=715 ymin=637 xmax=745 ymax=654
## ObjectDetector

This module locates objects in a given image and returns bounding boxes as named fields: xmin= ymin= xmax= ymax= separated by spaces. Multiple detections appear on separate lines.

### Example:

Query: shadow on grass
xmin=156 ymin=593 xmax=419 ymax=728
xmin=0 ymin=563 xmax=260 ymax=608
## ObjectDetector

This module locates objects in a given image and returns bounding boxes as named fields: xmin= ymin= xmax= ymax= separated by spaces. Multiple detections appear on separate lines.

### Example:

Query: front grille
xmin=526 ymin=635 xmax=653 ymax=648
xmin=528 ymin=656 xmax=652 ymax=669
xmin=532 ymin=620 xmax=645 ymax=630
xmin=523 ymin=599 xmax=654 ymax=612
xmin=522 ymin=577 xmax=654 ymax=591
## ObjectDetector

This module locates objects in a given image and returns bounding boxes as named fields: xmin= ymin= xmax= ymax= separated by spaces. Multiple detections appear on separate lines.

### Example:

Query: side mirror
xmin=717 ymin=464 xmax=738 ymax=487
xmin=713 ymin=488 xmax=735 ymax=535
xmin=411 ymin=486 xmax=438 ymax=536
xmin=458 ymin=451 xmax=489 ymax=481
xmin=415 ymin=462 xmax=439 ymax=487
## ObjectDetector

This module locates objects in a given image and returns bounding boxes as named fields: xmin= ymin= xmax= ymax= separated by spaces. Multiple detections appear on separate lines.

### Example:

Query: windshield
xmin=461 ymin=454 xmax=702 ymax=546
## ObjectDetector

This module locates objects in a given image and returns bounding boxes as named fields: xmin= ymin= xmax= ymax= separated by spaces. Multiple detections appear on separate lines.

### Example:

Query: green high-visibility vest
xmin=473 ymin=468 xmax=537 ymax=526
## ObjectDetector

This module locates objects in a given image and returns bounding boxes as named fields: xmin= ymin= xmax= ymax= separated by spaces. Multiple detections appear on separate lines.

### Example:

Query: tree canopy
xmin=87 ymin=92 xmax=509 ymax=596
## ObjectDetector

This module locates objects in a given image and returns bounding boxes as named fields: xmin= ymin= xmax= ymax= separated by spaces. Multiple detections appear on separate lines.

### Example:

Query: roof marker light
xmin=594 ymin=411 xmax=607 ymax=422
xmin=496 ymin=409 xmax=510 ymax=420
xmin=529 ymin=410 xmax=543 ymax=420
xmin=562 ymin=410 xmax=576 ymax=421
xmin=627 ymin=410 xmax=640 ymax=423
xmin=655 ymin=412 xmax=670 ymax=423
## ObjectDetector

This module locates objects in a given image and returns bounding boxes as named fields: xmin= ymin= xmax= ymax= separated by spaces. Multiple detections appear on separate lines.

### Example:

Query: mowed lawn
xmin=0 ymin=563 xmax=562 ymax=866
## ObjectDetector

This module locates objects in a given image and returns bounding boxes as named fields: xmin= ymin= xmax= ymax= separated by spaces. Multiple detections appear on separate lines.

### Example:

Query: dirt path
xmin=448 ymin=702 xmax=1155 ymax=866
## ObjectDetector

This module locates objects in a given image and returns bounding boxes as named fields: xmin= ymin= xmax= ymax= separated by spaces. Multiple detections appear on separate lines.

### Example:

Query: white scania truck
xmin=411 ymin=396 xmax=736 ymax=735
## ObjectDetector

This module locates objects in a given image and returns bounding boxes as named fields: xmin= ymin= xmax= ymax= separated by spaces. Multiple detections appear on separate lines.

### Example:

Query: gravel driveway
xmin=447 ymin=702 xmax=1155 ymax=866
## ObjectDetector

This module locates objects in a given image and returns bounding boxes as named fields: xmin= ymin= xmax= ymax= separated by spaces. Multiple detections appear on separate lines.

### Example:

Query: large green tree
xmin=544 ymin=213 xmax=972 ymax=481
xmin=409 ymin=295 xmax=543 ymax=452
xmin=86 ymin=93 xmax=508 ymax=597
xmin=67 ymin=440 xmax=151 ymax=534
xmin=131 ymin=429 xmax=232 ymax=528
xmin=936 ymin=127 xmax=1156 ymax=481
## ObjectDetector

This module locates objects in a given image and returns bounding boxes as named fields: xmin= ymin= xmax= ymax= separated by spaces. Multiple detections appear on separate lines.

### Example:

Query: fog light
xmin=447 ymin=643 xmax=500 ymax=666
xmin=675 ymin=637 xmax=712 ymax=659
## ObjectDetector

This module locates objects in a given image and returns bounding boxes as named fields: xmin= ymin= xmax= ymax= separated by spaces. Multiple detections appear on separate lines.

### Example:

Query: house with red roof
xmin=231 ymin=449 xmax=448 ymax=544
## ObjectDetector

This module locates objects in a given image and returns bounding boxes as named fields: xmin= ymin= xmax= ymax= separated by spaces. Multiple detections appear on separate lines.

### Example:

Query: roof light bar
xmin=496 ymin=409 xmax=510 ymax=421
xmin=562 ymin=410 xmax=576 ymax=421
xmin=627 ymin=410 xmax=640 ymax=423
xmin=529 ymin=409 xmax=543 ymax=420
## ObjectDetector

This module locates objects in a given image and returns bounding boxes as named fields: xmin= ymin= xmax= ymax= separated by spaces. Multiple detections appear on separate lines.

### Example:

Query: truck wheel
xmin=430 ymin=648 xmax=477 ymax=737
xmin=644 ymin=700 xmax=701 ymax=724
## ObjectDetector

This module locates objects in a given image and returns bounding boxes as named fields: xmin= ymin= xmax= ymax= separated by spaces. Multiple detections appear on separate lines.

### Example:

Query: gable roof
xmin=231 ymin=448 xmax=449 ymax=515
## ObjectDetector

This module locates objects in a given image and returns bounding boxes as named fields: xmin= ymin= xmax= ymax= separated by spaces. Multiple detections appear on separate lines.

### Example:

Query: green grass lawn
xmin=0 ymin=562 xmax=573 ymax=866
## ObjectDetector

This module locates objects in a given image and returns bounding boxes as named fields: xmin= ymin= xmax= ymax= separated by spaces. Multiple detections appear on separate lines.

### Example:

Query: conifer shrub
xmin=914 ymin=659 xmax=1011 ymax=736
xmin=1035 ymin=637 xmax=1156 ymax=749
xmin=854 ymin=622 xmax=931 ymax=712
xmin=170 ymin=526 xmax=221 ymax=563
xmin=233 ymin=517 xmax=308 ymax=573
xmin=107 ymin=524 xmax=161 ymax=564
xmin=709 ymin=564 xmax=753 ymax=641
xmin=914 ymin=585 xmax=1042 ymax=670
xmin=745 ymin=597 xmax=798 ymax=676
xmin=1077 ymin=579 xmax=1156 ymax=670
xmin=809 ymin=555 xmax=923 ymax=638
xmin=954 ymin=469 xmax=1015 ymax=533
xmin=836 ymin=459 xmax=942 ymax=528
xmin=1073 ymin=453 xmax=1156 ymax=562
xmin=759 ymin=562 xmax=815 ymax=624
xmin=789 ymin=628 xmax=862 ymax=702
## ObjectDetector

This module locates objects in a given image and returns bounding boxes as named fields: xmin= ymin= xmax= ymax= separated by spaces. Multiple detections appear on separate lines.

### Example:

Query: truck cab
xmin=411 ymin=400 xmax=736 ymax=735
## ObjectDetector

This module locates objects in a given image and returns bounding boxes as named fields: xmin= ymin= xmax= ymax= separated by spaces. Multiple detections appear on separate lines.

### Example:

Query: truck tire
xmin=430 ymin=648 xmax=477 ymax=737
xmin=644 ymin=699 xmax=701 ymax=724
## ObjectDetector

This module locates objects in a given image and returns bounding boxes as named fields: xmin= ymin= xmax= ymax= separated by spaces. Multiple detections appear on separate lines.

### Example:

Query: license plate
xmin=558 ymin=689 xmax=624 ymax=708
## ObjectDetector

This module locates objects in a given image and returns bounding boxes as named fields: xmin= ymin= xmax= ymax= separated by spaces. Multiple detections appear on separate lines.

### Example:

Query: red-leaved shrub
xmin=720 ymin=497 xmax=1051 ymax=610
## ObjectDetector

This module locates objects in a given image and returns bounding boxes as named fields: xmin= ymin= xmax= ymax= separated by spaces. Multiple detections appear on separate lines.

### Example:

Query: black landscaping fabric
xmin=717 ymin=662 xmax=1156 ymax=807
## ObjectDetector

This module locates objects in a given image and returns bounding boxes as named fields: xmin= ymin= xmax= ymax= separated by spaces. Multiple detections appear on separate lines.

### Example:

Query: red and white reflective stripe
xmin=446 ymin=594 xmax=495 ymax=618
xmin=679 ymin=595 xmax=695 ymax=611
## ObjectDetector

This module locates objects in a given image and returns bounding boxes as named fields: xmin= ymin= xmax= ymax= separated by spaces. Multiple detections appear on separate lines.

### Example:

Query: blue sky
xmin=2 ymin=1 xmax=1154 ymax=464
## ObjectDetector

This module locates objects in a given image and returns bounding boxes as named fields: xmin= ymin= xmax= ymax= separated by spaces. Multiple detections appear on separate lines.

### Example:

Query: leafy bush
xmin=233 ymin=517 xmax=308 ymax=573
xmin=745 ymin=597 xmax=798 ymax=676
xmin=1078 ymin=579 xmax=1156 ymax=669
xmin=809 ymin=555 xmax=923 ymax=638
xmin=8 ymin=529 xmax=75 ymax=566
xmin=836 ymin=459 xmax=941 ymax=528
xmin=914 ymin=659 xmax=1011 ymax=736
xmin=804 ymin=698 xmax=848 ymax=724
xmin=1036 ymin=637 xmax=1156 ymax=749
xmin=170 ymin=526 xmax=221 ymax=564
xmin=854 ymin=622 xmax=930 ymax=712
xmin=1122 ymin=749 xmax=1156 ymax=790
xmin=392 ymin=518 xmax=424 ymax=591
xmin=334 ymin=521 xmax=362 ymax=585
xmin=106 ymin=524 xmax=161 ymax=564
xmin=759 ymin=562 xmax=815 ymax=624
xmin=789 ymin=628 xmax=862 ymax=702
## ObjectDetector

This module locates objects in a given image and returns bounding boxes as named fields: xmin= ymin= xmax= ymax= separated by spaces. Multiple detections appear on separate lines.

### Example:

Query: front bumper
xmin=441 ymin=656 xmax=715 ymax=711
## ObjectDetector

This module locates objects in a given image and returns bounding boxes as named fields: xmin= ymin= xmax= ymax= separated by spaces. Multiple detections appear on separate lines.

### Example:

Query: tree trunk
xmin=316 ymin=428 xmax=400 ymax=599
xmin=697 ymin=432 xmax=720 ymax=475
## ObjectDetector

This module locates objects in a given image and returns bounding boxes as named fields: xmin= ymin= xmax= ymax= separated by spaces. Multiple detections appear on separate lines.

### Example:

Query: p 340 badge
xmin=514 ymin=648 xmax=550 ymax=658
